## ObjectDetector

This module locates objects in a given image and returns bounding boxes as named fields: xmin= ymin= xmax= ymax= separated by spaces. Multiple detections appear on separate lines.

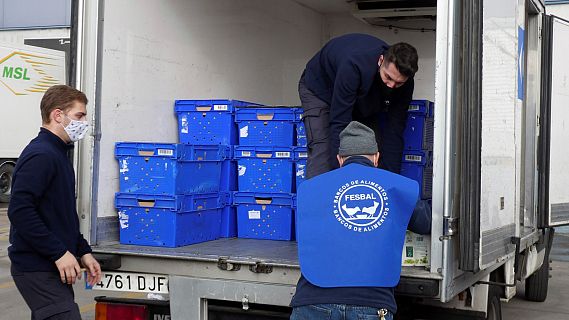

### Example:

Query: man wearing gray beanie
xmin=290 ymin=121 xmax=431 ymax=320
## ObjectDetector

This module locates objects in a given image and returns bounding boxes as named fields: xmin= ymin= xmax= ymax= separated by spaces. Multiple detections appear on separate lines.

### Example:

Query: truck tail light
xmin=96 ymin=302 xmax=148 ymax=320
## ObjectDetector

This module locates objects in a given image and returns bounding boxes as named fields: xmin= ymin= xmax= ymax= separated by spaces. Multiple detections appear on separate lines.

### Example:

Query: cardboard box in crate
xmin=115 ymin=143 xmax=230 ymax=195
xmin=234 ymin=192 xmax=295 ymax=240
xmin=115 ymin=192 xmax=228 ymax=247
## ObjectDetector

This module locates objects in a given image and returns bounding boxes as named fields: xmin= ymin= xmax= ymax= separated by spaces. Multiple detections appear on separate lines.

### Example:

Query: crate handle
xmin=196 ymin=106 xmax=212 ymax=112
xmin=138 ymin=200 xmax=156 ymax=207
xmin=255 ymin=197 xmax=273 ymax=205
xmin=256 ymin=153 xmax=273 ymax=158
xmin=138 ymin=150 xmax=155 ymax=156
xmin=256 ymin=114 xmax=274 ymax=121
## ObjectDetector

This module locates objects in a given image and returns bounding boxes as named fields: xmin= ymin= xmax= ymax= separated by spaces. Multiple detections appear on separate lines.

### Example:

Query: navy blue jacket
xmin=303 ymin=33 xmax=414 ymax=173
xmin=290 ymin=156 xmax=431 ymax=313
xmin=8 ymin=128 xmax=92 ymax=272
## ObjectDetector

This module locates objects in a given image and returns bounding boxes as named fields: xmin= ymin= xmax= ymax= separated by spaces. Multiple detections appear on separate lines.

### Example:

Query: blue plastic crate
xmin=235 ymin=107 xmax=295 ymax=146
xmin=234 ymin=146 xmax=294 ymax=193
xmin=115 ymin=192 xmax=227 ymax=247
xmin=175 ymin=99 xmax=261 ymax=145
xmin=400 ymin=151 xmax=432 ymax=199
xmin=294 ymin=147 xmax=308 ymax=192
xmin=115 ymin=143 xmax=230 ymax=194
xmin=220 ymin=205 xmax=237 ymax=238
xmin=403 ymin=114 xmax=434 ymax=151
xmin=294 ymin=108 xmax=307 ymax=147
xmin=233 ymin=192 xmax=295 ymax=240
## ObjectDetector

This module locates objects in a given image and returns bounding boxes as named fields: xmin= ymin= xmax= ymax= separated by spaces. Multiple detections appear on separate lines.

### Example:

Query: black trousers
xmin=298 ymin=76 xmax=336 ymax=179
xmin=11 ymin=266 xmax=82 ymax=320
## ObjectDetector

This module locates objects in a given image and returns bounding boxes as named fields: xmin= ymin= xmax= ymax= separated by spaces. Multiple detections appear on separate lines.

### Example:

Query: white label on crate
xmin=240 ymin=125 xmax=249 ymax=138
xmin=275 ymin=152 xmax=290 ymax=158
xmin=405 ymin=155 xmax=423 ymax=162
xmin=248 ymin=210 xmax=261 ymax=220
xmin=118 ymin=211 xmax=129 ymax=229
xmin=241 ymin=151 xmax=252 ymax=157
xmin=214 ymin=104 xmax=229 ymax=111
xmin=298 ymin=152 xmax=308 ymax=158
xmin=408 ymin=105 xmax=420 ymax=112
xmin=157 ymin=149 xmax=174 ymax=156
xmin=296 ymin=164 xmax=306 ymax=178
xmin=119 ymin=159 xmax=129 ymax=173
xmin=181 ymin=115 xmax=189 ymax=134
xmin=238 ymin=165 xmax=247 ymax=176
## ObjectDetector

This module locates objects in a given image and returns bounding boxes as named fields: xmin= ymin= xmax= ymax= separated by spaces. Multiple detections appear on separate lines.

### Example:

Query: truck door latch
xmin=249 ymin=261 xmax=273 ymax=274
xmin=217 ymin=257 xmax=241 ymax=271
xmin=442 ymin=217 xmax=459 ymax=239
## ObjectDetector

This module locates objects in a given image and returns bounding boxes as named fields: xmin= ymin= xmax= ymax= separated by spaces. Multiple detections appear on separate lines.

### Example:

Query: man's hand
xmin=81 ymin=253 xmax=102 ymax=287
xmin=55 ymin=251 xmax=81 ymax=284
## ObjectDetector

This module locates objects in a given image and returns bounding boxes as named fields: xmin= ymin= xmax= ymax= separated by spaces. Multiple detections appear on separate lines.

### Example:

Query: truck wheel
xmin=486 ymin=286 xmax=502 ymax=320
xmin=0 ymin=162 xmax=14 ymax=203
xmin=525 ymin=257 xmax=549 ymax=302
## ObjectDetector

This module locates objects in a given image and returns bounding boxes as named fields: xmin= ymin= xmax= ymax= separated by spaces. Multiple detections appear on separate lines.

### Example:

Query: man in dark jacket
xmin=291 ymin=121 xmax=431 ymax=320
xmin=8 ymin=85 xmax=101 ymax=319
xmin=299 ymin=33 xmax=418 ymax=178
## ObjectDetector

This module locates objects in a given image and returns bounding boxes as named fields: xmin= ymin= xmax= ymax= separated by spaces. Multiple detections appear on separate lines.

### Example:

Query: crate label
xmin=157 ymin=149 xmax=174 ymax=156
xmin=296 ymin=164 xmax=306 ymax=178
xmin=214 ymin=104 xmax=228 ymax=111
xmin=408 ymin=105 xmax=420 ymax=112
xmin=248 ymin=210 xmax=261 ymax=220
xmin=241 ymin=151 xmax=252 ymax=157
xmin=180 ymin=115 xmax=189 ymax=134
xmin=405 ymin=155 xmax=423 ymax=162
xmin=298 ymin=152 xmax=308 ymax=158
xmin=275 ymin=152 xmax=290 ymax=158
xmin=240 ymin=125 xmax=249 ymax=138
xmin=118 ymin=211 xmax=129 ymax=229
xmin=238 ymin=165 xmax=247 ymax=176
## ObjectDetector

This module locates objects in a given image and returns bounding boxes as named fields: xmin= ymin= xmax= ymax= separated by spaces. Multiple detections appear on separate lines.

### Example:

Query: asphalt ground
xmin=1 ymin=202 xmax=569 ymax=319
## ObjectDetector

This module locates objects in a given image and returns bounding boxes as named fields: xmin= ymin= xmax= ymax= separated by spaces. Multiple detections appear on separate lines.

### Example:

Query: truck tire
xmin=486 ymin=286 xmax=502 ymax=320
xmin=0 ymin=162 xmax=14 ymax=203
xmin=525 ymin=257 xmax=549 ymax=302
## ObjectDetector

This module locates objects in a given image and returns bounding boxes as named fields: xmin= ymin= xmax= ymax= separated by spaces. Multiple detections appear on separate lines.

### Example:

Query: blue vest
xmin=297 ymin=163 xmax=419 ymax=287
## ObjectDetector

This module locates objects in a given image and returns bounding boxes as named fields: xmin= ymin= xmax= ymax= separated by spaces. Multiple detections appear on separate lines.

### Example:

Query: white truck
xmin=0 ymin=28 xmax=69 ymax=202
xmin=69 ymin=0 xmax=569 ymax=319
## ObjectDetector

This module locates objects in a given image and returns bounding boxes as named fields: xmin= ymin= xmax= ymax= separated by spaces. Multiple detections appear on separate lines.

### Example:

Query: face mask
xmin=61 ymin=115 xmax=89 ymax=142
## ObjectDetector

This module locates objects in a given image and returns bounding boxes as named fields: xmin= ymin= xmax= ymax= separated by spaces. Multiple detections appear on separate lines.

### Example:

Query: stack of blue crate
xmin=400 ymin=100 xmax=434 ymax=200
xmin=233 ymin=106 xmax=297 ymax=240
xmin=114 ymin=143 xmax=230 ymax=247
xmin=174 ymin=99 xmax=262 ymax=238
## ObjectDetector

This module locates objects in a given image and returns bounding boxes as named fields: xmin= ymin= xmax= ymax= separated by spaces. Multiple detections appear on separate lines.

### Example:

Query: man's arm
xmin=380 ymin=79 xmax=414 ymax=174
xmin=328 ymin=61 xmax=362 ymax=165
xmin=408 ymin=199 xmax=432 ymax=235
xmin=8 ymin=153 xmax=68 ymax=262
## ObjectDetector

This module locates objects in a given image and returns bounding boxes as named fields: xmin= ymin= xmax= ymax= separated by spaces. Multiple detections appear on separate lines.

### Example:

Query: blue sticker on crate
xmin=234 ymin=146 xmax=294 ymax=193
xmin=174 ymin=99 xmax=262 ymax=145
xmin=115 ymin=143 xmax=230 ymax=194
xmin=115 ymin=192 xmax=226 ymax=247
xmin=235 ymin=107 xmax=296 ymax=146
xmin=233 ymin=192 xmax=295 ymax=241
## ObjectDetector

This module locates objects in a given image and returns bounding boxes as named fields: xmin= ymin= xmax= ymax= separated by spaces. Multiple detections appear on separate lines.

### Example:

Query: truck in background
xmin=57 ymin=0 xmax=569 ymax=319
xmin=0 ymin=29 xmax=69 ymax=202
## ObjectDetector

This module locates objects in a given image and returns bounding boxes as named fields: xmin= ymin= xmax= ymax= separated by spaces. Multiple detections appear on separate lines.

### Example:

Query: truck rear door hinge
xmin=217 ymin=257 xmax=241 ymax=271
xmin=442 ymin=217 xmax=459 ymax=239
xmin=249 ymin=261 xmax=273 ymax=274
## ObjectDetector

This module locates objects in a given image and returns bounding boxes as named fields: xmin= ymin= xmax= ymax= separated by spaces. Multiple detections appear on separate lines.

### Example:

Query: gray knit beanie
xmin=338 ymin=121 xmax=378 ymax=156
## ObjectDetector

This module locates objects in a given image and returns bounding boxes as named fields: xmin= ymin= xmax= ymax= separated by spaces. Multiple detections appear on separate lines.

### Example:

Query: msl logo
xmin=333 ymin=180 xmax=389 ymax=233
xmin=0 ymin=51 xmax=63 ymax=95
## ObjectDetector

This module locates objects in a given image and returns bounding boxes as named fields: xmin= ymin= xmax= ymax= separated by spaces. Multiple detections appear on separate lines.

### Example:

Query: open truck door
xmin=539 ymin=15 xmax=569 ymax=229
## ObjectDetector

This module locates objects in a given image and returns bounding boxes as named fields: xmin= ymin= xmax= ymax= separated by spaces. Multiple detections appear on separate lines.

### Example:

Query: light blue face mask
xmin=61 ymin=115 xmax=89 ymax=142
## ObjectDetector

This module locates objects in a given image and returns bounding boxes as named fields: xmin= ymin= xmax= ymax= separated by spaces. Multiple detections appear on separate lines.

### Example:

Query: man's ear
xmin=337 ymin=154 xmax=344 ymax=167
xmin=373 ymin=152 xmax=380 ymax=167
xmin=50 ymin=108 xmax=63 ymax=124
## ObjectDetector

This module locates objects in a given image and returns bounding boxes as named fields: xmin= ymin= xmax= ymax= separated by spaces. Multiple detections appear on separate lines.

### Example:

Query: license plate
xmin=86 ymin=271 xmax=169 ymax=294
